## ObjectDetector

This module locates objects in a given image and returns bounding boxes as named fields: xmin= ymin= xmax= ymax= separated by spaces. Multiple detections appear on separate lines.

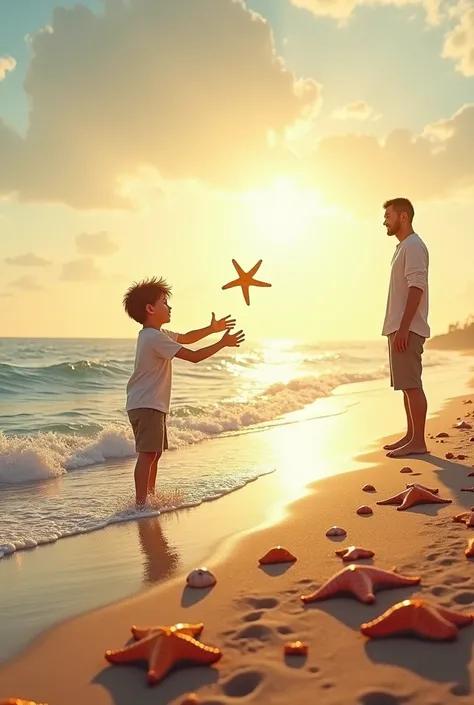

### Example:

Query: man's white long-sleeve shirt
xmin=382 ymin=232 xmax=430 ymax=338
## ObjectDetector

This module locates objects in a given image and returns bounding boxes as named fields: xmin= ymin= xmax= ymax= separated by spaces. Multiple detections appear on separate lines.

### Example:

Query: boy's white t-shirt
xmin=126 ymin=327 xmax=182 ymax=414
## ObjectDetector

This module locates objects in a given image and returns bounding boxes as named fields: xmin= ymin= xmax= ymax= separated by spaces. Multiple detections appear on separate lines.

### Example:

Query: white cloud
xmin=289 ymin=0 xmax=441 ymax=23
xmin=0 ymin=56 xmax=16 ymax=82
xmin=442 ymin=1 xmax=474 ymax=76
xmin=332 ymin=100 xmax=382 ymax=121
xmin=0 ymin=0 xmax=320 ymax=209
xmin=60 ymin=257 xmax=102 ymax=281
xmin=76 ymin=231 xmax=119 ymax=256
xmin=9 ymin=276 xmax=44 ymax=291
xmin=5 ymin=252 xmax=52 ymax=266
xmin=301 ymin=103 xmax=474 ymax=215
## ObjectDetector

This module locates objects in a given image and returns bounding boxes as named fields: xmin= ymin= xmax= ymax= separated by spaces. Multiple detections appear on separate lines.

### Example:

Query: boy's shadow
xmin=421 ymin=454 xmax=474 ymax=510
xmin=137 ymin=516 xmax=180 ymax=585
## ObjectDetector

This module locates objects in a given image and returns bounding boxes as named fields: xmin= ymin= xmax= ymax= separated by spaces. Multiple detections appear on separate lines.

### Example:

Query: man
xmin=381 ymin=197 xmax=430 ymax=458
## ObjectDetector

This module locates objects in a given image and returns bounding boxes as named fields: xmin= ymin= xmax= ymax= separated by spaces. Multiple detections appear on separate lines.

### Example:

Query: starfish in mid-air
xmin=222 ymin=259 xmax=271 ymax=306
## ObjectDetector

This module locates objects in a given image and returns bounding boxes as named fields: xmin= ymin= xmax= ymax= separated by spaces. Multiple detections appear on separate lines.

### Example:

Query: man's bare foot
xmin=386 ymin=442 xmax=429 ymax=458
xmin=383 ymin=436 xmax=411 ymax=451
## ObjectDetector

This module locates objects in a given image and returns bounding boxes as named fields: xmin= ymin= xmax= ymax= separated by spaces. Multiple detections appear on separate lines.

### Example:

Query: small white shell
xmin=186 ymin=567 xmax=217 ymax=589
xmin=325 ymin=526 xmax=347 ymax=537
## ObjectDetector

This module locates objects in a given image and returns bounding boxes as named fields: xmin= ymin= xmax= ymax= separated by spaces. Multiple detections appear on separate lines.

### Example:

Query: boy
xmin=123 ymin=276 xmax=245 ymax=508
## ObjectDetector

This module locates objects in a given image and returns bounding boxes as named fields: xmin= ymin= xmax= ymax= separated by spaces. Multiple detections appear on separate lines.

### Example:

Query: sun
xmin=243 ymin=177 xmax=329 ymax=243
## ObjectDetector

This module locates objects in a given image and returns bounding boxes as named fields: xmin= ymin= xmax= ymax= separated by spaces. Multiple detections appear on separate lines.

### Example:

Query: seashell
xmin=400 ymin=466 xmax=413 ymax=474
xmin=356 ymin=505 xmax=373 ymax=516
xmin=470 ymin=437 xmax=474 ymax=442
xmin=454 ymin=421 xmax=472 ymax=430
xmin=461 ymin=487 xmax=474 ymax=493
xmin=186 ymin=568 xmax=217 ymax=589
xmin=259 ymin=546 xmax=297 ymax=565
xmin=405 ymin=483 xmax=439 ymax=494
xmin=181 ymin=695 xmax=199 ymax=705
xmin=445 ymin=453 xmax=454 ymax=459
xmin=326 ymin=526 xmax=346 ymax=537
xmin=436 ymin=432 xmax=449 ymax=438
xmin=284 ymin=640 xmax=308 ymax=655
xmin=457 ymin=455 xmax=467 ymax=460
xmin=362 ymin=484 xmax=376 ymax=492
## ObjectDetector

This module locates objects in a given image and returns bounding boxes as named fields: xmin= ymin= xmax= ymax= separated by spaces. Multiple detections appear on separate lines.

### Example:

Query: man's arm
xmin=393 ymin=244 xmax=427 ymax=352
xmin=399 ymin=286 xmax=424 ymax=332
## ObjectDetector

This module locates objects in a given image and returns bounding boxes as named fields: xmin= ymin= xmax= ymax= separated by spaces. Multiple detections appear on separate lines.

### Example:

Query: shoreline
xmin=3 ymin=377 xmax=474 ymax=702
xmin=1 ymin=357 xmax=473 ymax=667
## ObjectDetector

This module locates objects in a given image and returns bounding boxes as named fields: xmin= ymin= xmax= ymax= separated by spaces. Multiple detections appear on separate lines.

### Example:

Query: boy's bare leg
xmin=383 ymin=391 xmax=413 ymax=450
xmin=147 ymin=452 xmax=162 ymax=497
xmin=134 ymin=451 xmax=157 ymax=508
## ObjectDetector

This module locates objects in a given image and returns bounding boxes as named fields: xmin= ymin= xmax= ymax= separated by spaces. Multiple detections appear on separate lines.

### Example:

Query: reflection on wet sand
xmin=137 ymin=516 xmax=180 ymax=585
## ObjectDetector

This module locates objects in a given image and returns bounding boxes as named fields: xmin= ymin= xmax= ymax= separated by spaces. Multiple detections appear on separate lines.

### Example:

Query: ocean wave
xmin=0 ymin=368 xmax=388 ymax=485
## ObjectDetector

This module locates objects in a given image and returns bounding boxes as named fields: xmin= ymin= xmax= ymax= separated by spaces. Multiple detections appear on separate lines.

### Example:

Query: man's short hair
xmin=123 ymin=276 xmax=172 ymax=324
xmin=383 ymin=198 xmax=414 ymax=222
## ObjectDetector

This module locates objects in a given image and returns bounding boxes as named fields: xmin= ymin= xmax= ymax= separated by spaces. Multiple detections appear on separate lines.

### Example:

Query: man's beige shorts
xmin=127 ymin=408 xmax=168 ymax=453
xmin=388 ymin=332 xmax=425 ymax=391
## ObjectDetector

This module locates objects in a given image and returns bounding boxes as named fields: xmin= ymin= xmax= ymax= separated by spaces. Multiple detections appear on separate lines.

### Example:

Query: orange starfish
xmin=130 ymin=621 xmax=204 ymax=641
xmin=0 ymin=701 xmax=48 ymax=705
xmin=335 ymin=546 xmax=375 ymax=562
xmin=300 ymin=564 xmax=420 ymax=604
xmin=453 ymin=510 xmax=474 ymax=527
xmin=360 ymin=599 xmax=473 ymax=640
xmin=221 ymin=259 xmax=271 ymax=306
xmin=405 ymin=482 xmax=439 ymax=494
xmin=376 ymin=485 xmax=451 ymax=511
xmin=466 ymin=538 xmax=474 ymax=557
xmin=105 ymin=622 xmax=221 ymax=685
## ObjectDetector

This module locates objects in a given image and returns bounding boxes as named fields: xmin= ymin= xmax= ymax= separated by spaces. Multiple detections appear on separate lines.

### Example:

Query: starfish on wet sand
xmin=300 ymin=564 xmax=420 ymax=604
xmin=105 ymin=622 xmax=221 ymax=685
xmin=376 ymin=486 xmax=451 ymax=511
xmin=335 ymin=546 xmax=375 ymax=562
xmin=221 ymin=259 xmax=271 ymax=306
xmin=361 ymin=599 xmax=473 ymax=640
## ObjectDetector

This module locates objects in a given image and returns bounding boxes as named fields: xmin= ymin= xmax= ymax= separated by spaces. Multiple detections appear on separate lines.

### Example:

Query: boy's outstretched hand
xmin=210 ymin=312 xmax=236 ymax=333
xmin=221 ymin=329 xmax=245 ymax=347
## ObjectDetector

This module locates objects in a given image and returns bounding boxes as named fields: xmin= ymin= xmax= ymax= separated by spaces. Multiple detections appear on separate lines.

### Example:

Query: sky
xmin=0 ymin=0 xmax=473 ymax=342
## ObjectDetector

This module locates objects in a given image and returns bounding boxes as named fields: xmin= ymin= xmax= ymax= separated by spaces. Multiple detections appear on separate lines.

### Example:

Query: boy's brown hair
xmin=123 ymin=276 xmax=172 ymax=324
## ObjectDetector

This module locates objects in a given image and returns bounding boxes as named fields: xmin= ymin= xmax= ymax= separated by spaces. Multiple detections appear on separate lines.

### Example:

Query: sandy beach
xmin=2 ymin=379 xmax=474 ymax=705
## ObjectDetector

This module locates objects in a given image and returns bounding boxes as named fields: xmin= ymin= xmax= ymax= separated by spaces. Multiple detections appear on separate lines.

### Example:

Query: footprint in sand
xmin=241 ymin=611 xmax=264 ymax=623
xmin=222 ymin=669 xmax=264 ymax=698
xmin=357 ymin=690 xmax=411 ymax=705
xmin=242 ymin=596 xmax=279 ymax=610
xmin=234 ymin=623 xmax=274 ymax=642
xmin=453 ymin=591 xmax=474 ymax=605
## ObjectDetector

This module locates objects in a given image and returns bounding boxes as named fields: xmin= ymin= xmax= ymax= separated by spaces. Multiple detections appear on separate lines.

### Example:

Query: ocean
xmin=0 ymin=336 xmax=457 ymax=561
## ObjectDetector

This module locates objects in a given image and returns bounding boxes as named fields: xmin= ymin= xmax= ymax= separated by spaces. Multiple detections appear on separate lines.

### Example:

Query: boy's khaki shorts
xmin=388 ymin=331 xmax=425 ymax=391
xmin=127 ymin=408 xmax=168 ymax=453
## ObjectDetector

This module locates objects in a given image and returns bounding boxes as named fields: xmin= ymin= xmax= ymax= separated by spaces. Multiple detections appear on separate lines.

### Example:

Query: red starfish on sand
xmin=221 ymin=259 xmax=271 ymax=306
xmin=360 ymin=599 xmax=473 ymax=640
xmin=453 ymin=510 xmax=474 ymax=527
xmin=466 ymin=538 xmax=474 ymax=557
xmin=376 ymin=485 xmax=451 ymax=511
xmin=335 ymin=546 xmax=375 ymax=561
xmin=300 ymin=564 xmax=420 ymax=604
xmin=105 ymin=622 xmax=221 ymax=685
